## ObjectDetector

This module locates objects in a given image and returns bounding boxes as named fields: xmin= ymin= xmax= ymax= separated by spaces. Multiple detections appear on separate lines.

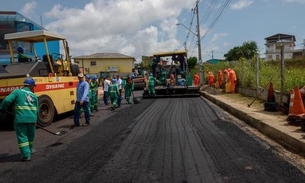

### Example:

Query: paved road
xmin=1 ymin=94 xmax=305 ymax=183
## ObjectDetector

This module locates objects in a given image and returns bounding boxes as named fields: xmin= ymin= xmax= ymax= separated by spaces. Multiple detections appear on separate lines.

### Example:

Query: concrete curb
xmin=201 ymin=91 xmax=305 ymax=156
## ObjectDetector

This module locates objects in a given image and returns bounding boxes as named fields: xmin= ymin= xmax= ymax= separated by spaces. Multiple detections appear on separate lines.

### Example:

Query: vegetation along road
xmin=1 ymin=93 xmax=305 ymax=183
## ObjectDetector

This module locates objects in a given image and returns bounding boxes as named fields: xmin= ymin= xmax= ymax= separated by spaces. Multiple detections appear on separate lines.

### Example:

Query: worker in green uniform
xmin=124 ymin=75 xmax=134 ymax=104
xmin=16 ymin=47 xmax=31 ymax=62
xmin=148 ymin=73 xmax=159 ymax=96
xmin=108 ymin=78 xmax=120 ymax=110
xmin=90 ymin=75 xmax=99 ymax=112
xmin=0 ymin=78 xmax=38 ymax=161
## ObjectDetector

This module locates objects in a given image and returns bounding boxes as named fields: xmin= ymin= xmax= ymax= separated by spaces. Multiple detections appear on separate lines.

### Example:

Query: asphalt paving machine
xmin=142 ymin=50 xmax=200 ymax=98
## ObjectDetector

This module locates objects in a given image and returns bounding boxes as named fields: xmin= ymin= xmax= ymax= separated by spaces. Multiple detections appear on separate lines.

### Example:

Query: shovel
xmin=37 ymin=125 xmax=67 ymax=136
xmin=5 ymin=110 xmax=67 ymax=136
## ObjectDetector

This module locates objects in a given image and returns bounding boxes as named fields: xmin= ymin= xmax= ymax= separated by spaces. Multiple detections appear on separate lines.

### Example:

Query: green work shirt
xmin=0 ymin=87 xmax=38 ymax=123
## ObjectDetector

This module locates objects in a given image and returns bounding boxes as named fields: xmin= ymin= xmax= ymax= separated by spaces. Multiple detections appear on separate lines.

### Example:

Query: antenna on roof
xmin=40 ymin=15 xmax=43 ymax=28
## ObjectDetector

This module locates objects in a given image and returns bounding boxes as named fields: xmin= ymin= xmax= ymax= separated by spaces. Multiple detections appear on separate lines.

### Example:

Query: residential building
xmin=73 ymin=53 xmax=136 ymax=78
xmin=265 ymin=33 xmax=295 ymax=61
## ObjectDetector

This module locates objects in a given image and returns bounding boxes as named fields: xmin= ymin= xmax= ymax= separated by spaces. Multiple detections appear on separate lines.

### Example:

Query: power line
xmin=200 ymin=0 xmax=232 ymax=41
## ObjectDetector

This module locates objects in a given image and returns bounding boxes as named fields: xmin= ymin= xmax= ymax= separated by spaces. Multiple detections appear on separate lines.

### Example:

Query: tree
xmin=224 ymin=46 xmax=242 ymax=61
xmin=187 ymin=57 xmax=197 ymax=70
xmin=224 ymin=41 xmax=258 ymax=61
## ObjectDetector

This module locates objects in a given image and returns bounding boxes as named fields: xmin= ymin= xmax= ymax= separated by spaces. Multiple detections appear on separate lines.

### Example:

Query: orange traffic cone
xmin=289 ymin=86 xmax=305 ymax=117
xmin=266 ymin=82 xmax=276 ymax=102
xmin=289 ymin=89 xmax=295 ymax=114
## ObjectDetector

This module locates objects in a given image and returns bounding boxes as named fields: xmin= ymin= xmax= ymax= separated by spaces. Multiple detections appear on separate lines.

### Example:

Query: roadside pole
xmin=195 ymin=0 xmax=203 ymax=85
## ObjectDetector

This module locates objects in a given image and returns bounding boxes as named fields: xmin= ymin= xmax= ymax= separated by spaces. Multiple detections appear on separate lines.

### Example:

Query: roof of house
xmin=205 ymin=58 xmax=223 ymax=64
xmin=265 ymin=33 xmax=296 ymax=42
xmin=293 ymin=49 xmax=304 ymax=53
xmin=73 ymin=53 xmax=136 ymax=61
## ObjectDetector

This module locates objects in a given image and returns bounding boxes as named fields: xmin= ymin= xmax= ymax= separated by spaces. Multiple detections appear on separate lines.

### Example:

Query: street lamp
xmin=177 ymin=22 xmax=203 ymax=85
xmin=176 ymin=23 xmax=197 ymax=37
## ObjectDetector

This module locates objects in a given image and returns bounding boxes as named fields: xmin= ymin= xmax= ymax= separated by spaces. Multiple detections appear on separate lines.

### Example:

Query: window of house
xmin=90 ymin=61 xmax=96 ymax=66
xmin=268 ymin=55 xmax=272 ymax=60
xmin=276 ymin=55 xmax=280 ymax=60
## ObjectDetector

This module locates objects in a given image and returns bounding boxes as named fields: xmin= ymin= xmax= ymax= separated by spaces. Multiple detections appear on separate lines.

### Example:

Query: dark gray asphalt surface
xmin=1 ymin=97 xmax=305 ymax=183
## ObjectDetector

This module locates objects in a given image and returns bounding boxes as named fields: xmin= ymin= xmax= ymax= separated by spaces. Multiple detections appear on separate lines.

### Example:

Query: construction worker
xmin=108 ymin=78 xmax=120 ymax=110
xmin=217 ymin=69 xmax=223 ymax=88
xmin=124 ymin=75 xmax=134 ymax=104
xmin=116 ymin=75 xmax=123 ymax=107
xmin=90 ymin=75 xmax=99 ymax=112
xmin=148 ymin=73 xmax=159 ymax=96
xmin=228 ymin=68 xmax=237 ymax=93
xmin=80 ymin=75 xmax=94 ymax=117
xmin=16 ymin=47 xmax=31 ymax=62
xmin=103 ymin=76 xmax=111 ymax=105
xmin=72 ymin=73 xmax=90 ymax=128
xmin=206 ymin=70 xmax=215 ymax=87
xmin=224 ymin=69 xmax=230 ymax=92
xmin=193 ymin=73 xmax=200 ymax=86
xmin=0 ymin=78 xmax=38 ymax=161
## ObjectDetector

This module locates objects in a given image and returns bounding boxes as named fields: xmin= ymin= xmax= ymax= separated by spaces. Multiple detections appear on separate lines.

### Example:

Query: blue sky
xmin=1 ymin=0 xmax=304 ymax=62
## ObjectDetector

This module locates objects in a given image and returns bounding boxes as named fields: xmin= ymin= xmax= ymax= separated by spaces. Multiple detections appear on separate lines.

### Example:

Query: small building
xmin=265 ymin=33 xmax=296 ymax=61
xmin=205 ymin=58 xmax=223 ymax=64
xmin=73 ymin=53 xmax=136 ymax=78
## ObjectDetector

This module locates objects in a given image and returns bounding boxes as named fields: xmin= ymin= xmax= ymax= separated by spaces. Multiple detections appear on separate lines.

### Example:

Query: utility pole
xmin=302 ymin=39 xmax=305 ymax=59
xmin=280 ymin=45 xmax=284 ymax=105
xmin=211 ymin=50 xmax=214 ymax=59
xmin=195 ymin=0 xmax=203 ymax=85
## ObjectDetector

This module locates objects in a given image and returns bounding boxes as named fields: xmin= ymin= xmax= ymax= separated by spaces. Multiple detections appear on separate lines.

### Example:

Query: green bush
xmin=198 ymin=58 xmax=305 ymax=92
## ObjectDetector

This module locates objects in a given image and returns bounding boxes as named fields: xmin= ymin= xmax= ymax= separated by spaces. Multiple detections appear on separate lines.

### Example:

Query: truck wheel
xmin=38 ymin=96 xmax=55 ymax=127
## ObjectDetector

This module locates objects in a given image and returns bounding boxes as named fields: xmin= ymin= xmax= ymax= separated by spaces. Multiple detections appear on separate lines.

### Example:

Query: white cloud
xmin=230 ymin=0 xmax=254 ymax=10
xmin=210 ymin=33 xmax=228 ymax=43
xmin=42 ymin=0 xmax=194 ymax=61
xmin=20 ymin=1 xmax=37 ymax=16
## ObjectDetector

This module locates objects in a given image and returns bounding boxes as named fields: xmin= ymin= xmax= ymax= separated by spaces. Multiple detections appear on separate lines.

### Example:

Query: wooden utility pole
xmin=280 ymin=45 xmax=284 ymax=105
xmin=195 ymin=0 xmax=203 ymax=85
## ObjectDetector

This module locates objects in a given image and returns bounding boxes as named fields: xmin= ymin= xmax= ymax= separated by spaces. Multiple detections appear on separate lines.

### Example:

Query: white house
xmin=265 ymin=33 xmax=296 ymax=61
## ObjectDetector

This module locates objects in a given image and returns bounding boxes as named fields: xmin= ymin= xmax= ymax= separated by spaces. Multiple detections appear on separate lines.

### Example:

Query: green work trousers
xmin=110 ymin=97 xmax=118 ymax=108
xmin=90 ymin=90 xmax=98 ymax=111
xmin=14 ymin=123 xmax=36 ymax=159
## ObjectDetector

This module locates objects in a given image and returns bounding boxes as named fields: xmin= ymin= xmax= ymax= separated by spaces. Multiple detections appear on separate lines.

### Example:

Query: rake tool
xmin=5 ymin=110 xmax=67 ymax=136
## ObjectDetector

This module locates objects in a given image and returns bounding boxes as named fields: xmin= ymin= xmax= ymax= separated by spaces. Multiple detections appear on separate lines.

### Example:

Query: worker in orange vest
xmin=206 ymin=70 xmax=215 ymax=87
xmin=217 ymin=69 xmax=223 ymax=88
xmin=224 ymin=69 xmax=230 ymax=92
xmin=227 ymin=68 xmax=237 ymax=93
xmin=193 ymin=73 xmax=199 ymax=86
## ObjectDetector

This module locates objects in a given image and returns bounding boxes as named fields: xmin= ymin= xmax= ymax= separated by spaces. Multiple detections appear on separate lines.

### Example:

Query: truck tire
xmin=38 ymin=95 xmax=55 ymax=127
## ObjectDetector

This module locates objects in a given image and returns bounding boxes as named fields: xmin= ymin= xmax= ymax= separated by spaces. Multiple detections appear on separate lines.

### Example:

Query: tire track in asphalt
xmin=178 ymin=98 xmax=220 ymax=183
xmin=98 ymin=99 xmax=170 ymax=182
xmin=91 ymin=97 xmax=305 ymax=183
xmin=191 ymin=98 xmax=254 ymax=181
xmin=99 ymin=98 xmax=224 ymax=182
